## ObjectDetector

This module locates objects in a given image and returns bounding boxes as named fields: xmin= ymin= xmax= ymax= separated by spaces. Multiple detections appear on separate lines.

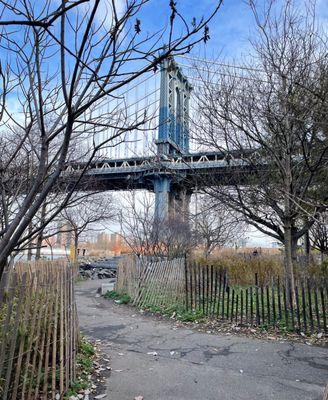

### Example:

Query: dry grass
xmin=194 ymin=251 xmax=328 ymax=286
xmin=195 ymin=254 xmax=284 ymax=286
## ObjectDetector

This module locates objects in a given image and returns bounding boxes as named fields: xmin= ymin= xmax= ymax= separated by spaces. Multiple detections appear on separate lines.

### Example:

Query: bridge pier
xmin=169 ymin=187 xmax=192 ymax=221
xmin=153 ymin=177 xmax=171 ymax=221
xmin=153 ymin=177 xmax=191 ymax=222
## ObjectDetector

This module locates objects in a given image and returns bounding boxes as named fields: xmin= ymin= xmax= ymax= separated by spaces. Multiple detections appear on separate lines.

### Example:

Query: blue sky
xmin=4 ymin=0 xmax=328 ymax=247
xmin=135 ymin=0 xmax=253 ymax=61
xmin=136 ymin=0 xmax=328 ymax=62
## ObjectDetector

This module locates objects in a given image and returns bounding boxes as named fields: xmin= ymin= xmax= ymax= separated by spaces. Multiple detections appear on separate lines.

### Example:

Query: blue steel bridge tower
xmin=154 ymin=58 xmax=192 ymax=221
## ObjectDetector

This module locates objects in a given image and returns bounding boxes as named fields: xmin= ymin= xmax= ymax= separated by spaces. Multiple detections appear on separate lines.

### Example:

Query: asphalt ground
xmin=76 ymin=279 xmax=328 ymax=400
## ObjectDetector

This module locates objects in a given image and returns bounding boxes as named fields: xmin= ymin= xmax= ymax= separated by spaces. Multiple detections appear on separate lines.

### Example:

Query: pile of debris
xmin=79 ymin=265 xmax=116 ymax=280
xmin=79 ymin=257 xmax=120 ymax=280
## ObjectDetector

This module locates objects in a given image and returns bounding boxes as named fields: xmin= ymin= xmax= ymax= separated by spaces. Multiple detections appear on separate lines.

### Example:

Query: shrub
xmin=104 ymin=290 xmax=131 ymax=304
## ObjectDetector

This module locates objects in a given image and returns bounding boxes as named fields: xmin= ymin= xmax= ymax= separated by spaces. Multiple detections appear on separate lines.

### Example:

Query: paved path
xmin=76 ymin=279 xmax=328 ymax=400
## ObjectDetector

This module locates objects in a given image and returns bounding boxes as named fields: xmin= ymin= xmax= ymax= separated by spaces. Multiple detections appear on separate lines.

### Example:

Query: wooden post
xmin=261 ymin=285 xmax=265 ymax=326
xmin=320 ymin=287 xmax=327 ymax=334
xmin=266 ymin=285 xmax=271 ymax=327
xmin=271 ymin=281 xmax=276 ymax=327
xmin=197 ymin=264 xmax=201 ymax=312
xmin=314 ymin=288 xmax=320 ymax=332
xmin=52 ymin=269 xmax=59 ymax=399
xmin=212 ymin=268 xmax=218 ymax=316
xmin=240 ymin=290 xmax=244 ymax=326
xmin=189 ymin=263 xmax=193 ymax=311
xmin=3 ymin=274 xmax=27 ymax=400
xmin=277 ymin=276 xmax=282 ymax=320
xmin=283 ymin=284 xmax=289 ymax=330
xmin=230 ymin=289 xmax=235 ymax=322
xmin=245 ymin=288 xmax=249 ymax=325
xmin=307 ymin=279 xmax=314 ymax=333
xmin=210 ymin=265 xmax=214 ymax=316
xmin=226 ymin=286 xmax=230 ymax=320
xmin=184 ymin=261 xmax=189 ymax=311
xmin=250 ymin=286 xmax=253 ymax=326
xmin=295 ymin=286 xmax=301 ymax=333
xmin=206 ymin=265 xmax=210 ymax=315
xmin=202 ymin=267 xmax=205 ymax=314
xmin=216 ymin=271 xmax=222 ymax=317
xmin=235 ymin=294 xmax=239 ymax=324
xmin=301 ymin=283 xmax=307 ymax=334
xmin=255 ymin=274 xmax=260 ymax=326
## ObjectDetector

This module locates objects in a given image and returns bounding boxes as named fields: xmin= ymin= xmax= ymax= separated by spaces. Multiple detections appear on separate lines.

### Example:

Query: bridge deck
xmin=63 ymin=150 xmax=259 ymax=191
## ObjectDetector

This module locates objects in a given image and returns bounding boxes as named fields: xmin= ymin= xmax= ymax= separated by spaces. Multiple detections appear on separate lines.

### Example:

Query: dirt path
xmin=76 ymin=279 xmax=328 ymax=400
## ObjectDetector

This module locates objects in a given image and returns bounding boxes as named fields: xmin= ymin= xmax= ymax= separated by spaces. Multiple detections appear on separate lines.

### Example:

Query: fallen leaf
xmin=239 ymin=369 xmax=243 ymax=374
xmin=134 ymin=396 xmax=144 ymax=400
xmin=170 ymin=351 xmax=175 ymax=356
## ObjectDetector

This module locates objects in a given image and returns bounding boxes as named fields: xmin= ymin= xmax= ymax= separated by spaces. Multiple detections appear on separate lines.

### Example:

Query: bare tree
xmin=192 ymin=195 xmax=246 ymax=259
xmin=192 ymin=0 xmax=328 ymax=301
xmin=118 ymin=192 xmax=193 ymax=259
xmin=0 ymin=0 xmax=222 ymax=276
xmin=58 ymin=193 xmax=115 ymax=260
xmin=310 ymin=213 xmax=328 ymax=262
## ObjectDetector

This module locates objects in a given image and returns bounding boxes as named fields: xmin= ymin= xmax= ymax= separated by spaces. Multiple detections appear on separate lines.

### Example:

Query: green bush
xmin=64 ymin=338 xmax=95 ymax=398
xmin=104 ymin=290 xmax=131 ymax=304
xmin=177 ymin=309 xmax=205 ymax=322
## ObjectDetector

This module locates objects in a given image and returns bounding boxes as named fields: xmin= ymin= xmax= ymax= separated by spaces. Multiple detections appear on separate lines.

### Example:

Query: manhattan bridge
xmin=65 ymin=56 xmax=252 ymax=220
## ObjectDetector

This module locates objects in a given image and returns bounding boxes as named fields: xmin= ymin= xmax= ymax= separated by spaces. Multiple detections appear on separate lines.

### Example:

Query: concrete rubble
xmin=78 ymin=256 xmax=122 ymax=280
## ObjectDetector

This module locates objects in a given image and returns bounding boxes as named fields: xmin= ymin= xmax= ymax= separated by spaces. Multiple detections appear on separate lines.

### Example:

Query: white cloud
xmin=78 ymin=0 xmax=126 ymax=29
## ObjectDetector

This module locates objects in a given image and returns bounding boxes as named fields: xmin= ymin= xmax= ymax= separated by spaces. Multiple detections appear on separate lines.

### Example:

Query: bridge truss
xmin=66 ymin=57 xmax=252 ymax=220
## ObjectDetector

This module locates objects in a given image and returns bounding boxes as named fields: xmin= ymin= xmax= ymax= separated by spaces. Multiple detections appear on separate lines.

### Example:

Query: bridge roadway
xmin=64 ymin=150 xmax=259 ymax=192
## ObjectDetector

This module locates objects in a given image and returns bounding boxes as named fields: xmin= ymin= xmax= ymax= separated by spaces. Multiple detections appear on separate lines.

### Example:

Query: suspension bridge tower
xmin=154 ymin=58 xmax=192 ymax=221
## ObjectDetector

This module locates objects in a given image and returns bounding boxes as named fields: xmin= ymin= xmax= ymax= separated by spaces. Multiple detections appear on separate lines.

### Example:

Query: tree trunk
xmin=35 ymin=202 xmax=47 ymax=260
xmin=303 ymin=229 xmax=311 ymax=267
xmin=27 ymin=221 xmax=33 ymax=261
xmin=35 ymin=234 xmax=43 ymax=260
xmin=49 ymin=243 xmax=54 ymax=261
xmin=73 ymin=230 xmax=79 ymax=262
xmin=284 ymin=222 xmax=296 ymax=307
xmin=204 ymin=243 xmax=211 ymax=260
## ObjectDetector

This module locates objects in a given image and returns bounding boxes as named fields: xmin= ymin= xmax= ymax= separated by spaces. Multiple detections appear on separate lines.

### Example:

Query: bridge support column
xmin=170 ymin=187 xmax=192 ymax=221
xmin=154 ymin=177 xmax=192 ymax=223
xmin=154 ymin=177 xmax=171 ymax=221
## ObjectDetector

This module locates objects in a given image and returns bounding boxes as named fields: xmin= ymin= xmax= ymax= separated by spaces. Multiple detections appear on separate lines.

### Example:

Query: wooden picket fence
xmin=116 ymin=256 xmax=186 ymax=308
xmin=185 ymin=264 xmax=327 ymax=334
xmin=117 ymin=257 xmax=327 ymax=334
xmin=0 ymin=260 xmax=79 ymax=400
